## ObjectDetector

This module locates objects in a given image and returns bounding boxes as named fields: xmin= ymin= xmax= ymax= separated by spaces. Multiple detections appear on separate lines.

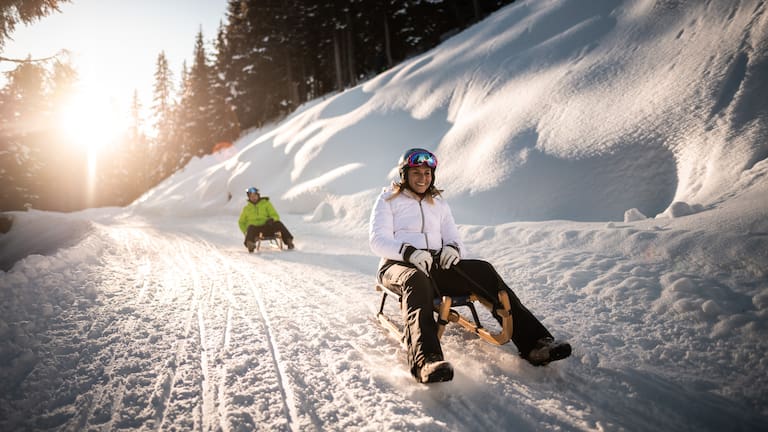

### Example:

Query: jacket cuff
xmin=444 ymin=243 xmax=460 ymax=254
xmin=400 ymin=244 xmax=417 ymax=261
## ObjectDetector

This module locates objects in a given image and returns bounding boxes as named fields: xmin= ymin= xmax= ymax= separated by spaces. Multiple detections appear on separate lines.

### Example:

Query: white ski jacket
xmin=369 ymin=186 xmax=464 ymax=264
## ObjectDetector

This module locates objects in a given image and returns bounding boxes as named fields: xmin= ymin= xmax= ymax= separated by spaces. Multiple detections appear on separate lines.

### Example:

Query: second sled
xmin=250 ymin=231 xmax=284 ymax=253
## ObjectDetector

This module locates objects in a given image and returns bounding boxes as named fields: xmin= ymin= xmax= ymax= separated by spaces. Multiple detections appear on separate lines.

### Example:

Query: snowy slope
xmin=135 ymin=0 xmax=767 ymax=224
xmin=2 ymin=0 xmax=768 ymax=430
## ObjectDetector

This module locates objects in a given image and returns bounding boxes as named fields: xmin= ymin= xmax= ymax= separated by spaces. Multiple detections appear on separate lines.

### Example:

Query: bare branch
xmin=0 ymin=53 xmax=59 ymax=63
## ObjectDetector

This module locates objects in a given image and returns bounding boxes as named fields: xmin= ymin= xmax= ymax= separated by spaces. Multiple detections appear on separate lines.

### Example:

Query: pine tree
xmin=150 ymin=50 xmax=177 ymax=183
xmin=119 ymin=90 xmax=151 ymax=203
xmin=222 ymin=0 xmax=268 ymax=129
xmin=174 ymin=61 xmax=194 ymax=171
xmin=0 ymin=59 xmax=49 ymax=210
xmin=48 ymin=55 xmax=78 ymax=109
xmin=180 ymin=29 xmax=215 ymax=157
xmin=210 ymin=22 xmax=240 ymax=145
xmin=0 ymin=1 xmax=72 ymax=50
xmin=219 ymin=0 xmax=247 ymax=127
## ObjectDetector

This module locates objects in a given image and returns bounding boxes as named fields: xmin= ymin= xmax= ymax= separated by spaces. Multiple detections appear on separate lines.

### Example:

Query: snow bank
xmin=0 ymin=211 xmax=94 ymax=271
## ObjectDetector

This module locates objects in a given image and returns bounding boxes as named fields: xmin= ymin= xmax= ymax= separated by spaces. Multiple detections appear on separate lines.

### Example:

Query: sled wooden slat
xmin=256 ymin=231 xmax=284 ymax=251
xmin=375 ymin=283 xmax=513 ymax=346
xmin=375 ymin=284 xmax=406 ymax=344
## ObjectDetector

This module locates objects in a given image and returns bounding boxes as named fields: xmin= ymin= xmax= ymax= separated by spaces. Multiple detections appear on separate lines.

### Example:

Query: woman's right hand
xmin=408 ymin=250 xmax=433 ymax=276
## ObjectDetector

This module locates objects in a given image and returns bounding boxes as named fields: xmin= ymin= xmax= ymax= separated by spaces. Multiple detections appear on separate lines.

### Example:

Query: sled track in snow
xmin=229 ymin=252 xmax=515 ymax=431
xmin=209 ymin=246 xmax=301 ymax=432
xmin=7 ymin=221 xmax=765 ymax=431
xmin=257 ymin=267 xmax=386 ymax=420
xmin=0 ymin=222 xmax=539 ymax=431
xmin=17 ymin=227 xmax=298 ymax=431
xmin=168 ymin=237 xmax=295 ymax=431
xmin=224 ymin=251 xmax=378 ymax=430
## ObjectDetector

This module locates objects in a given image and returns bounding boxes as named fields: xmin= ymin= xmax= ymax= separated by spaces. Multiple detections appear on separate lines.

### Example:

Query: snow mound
xmin=0 ymin=211 xmax=94 ymax=271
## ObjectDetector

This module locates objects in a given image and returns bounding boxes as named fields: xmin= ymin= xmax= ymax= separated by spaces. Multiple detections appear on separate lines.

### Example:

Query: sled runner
xmin=375 ymin=282 xmax=514 ymax=346
xmin=254 ymin=231 xmax=284 ymax=252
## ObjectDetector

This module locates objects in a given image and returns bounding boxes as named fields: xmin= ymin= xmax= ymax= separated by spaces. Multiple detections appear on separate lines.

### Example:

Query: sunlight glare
xmin=57 ymin=88 xmax=127 ymax=152
xmin=56 ymin=86 xmax=129 ymax=206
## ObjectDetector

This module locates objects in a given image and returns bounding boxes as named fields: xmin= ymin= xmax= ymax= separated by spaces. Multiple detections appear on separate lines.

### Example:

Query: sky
xmin=1 ymin=0 xmax=767 ymax=430
xmin=1 ymin=0 xmax=228 ymax=124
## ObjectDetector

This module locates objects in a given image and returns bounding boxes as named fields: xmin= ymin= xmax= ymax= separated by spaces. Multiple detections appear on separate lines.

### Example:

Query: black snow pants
xmin=378 ymin=257 xmax=553 ymax=377
xmin=245 ymin=220 xmax=294 ymax=244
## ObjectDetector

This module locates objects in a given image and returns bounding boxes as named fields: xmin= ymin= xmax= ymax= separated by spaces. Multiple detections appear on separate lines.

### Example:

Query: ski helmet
xmin=398 ymin=148 xmax=438 ymax=187
xmin=246 ymin=186 xmax=259 ymax=196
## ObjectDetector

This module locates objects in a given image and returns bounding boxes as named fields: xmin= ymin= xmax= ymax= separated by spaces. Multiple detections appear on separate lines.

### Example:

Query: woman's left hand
xmin=439 ymin=246 xmax=460 ymax=269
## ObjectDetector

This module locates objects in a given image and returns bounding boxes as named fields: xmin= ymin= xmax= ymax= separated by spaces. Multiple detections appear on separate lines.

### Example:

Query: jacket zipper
xmin=418 ymin=199 xmax=429 ymax=250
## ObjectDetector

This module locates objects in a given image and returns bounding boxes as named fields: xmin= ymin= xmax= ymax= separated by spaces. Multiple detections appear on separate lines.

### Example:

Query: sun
xmin=56 ymin=87 xmax=128 ymax=153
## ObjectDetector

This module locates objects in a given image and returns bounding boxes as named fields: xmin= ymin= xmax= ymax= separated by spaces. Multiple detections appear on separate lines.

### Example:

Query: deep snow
xmin=2 ymin=0 xmax=768 ymax=430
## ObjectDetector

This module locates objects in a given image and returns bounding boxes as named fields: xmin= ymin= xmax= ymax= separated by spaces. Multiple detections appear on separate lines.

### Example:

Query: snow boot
xmin=418 ymin=354 xmax=454 ymax=383
xmin=526 ymin=338 xmax=572 ymax=366
xmin=245 ymin=240 xmax=256 ymax=253
xmin=285 ymin=238 xmax=295 ymax=250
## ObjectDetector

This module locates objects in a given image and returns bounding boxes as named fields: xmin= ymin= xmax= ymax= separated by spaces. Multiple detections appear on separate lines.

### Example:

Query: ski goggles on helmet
xmin=246 ymin=187 xmax=259 ymax=194
xmin=405 ymin=150 xmax=438 ymax=168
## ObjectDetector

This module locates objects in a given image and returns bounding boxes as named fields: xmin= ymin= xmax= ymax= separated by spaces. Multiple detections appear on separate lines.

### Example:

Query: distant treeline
xmin=0 ymin=0 xmax=515 ymax=211
xmin=213 ymin=0 xmax=517 ymax=129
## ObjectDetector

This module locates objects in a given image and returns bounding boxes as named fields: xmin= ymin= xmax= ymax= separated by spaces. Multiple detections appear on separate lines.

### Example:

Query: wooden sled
xmin=375 ymin=283 xmax=513 ymax=346
xmin=254 ymin=231 xmax=284 ymax=252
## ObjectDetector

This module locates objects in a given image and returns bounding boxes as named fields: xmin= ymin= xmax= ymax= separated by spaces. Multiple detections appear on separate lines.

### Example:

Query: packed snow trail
xmin=1 ymin=213 xmax=765 ymax=431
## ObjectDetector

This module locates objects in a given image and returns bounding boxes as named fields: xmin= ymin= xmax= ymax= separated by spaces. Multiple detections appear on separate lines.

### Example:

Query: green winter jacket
xmin=238 ymin=198 xmax=280 ymax=233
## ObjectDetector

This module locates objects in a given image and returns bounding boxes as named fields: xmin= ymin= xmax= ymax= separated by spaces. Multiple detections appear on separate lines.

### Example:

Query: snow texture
xmin=2 ymin=0 xmax=768 ymax=430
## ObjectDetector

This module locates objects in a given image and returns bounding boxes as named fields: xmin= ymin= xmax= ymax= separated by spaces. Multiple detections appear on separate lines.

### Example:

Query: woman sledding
xmin=368 ymin=148 xmax=572 ymax=383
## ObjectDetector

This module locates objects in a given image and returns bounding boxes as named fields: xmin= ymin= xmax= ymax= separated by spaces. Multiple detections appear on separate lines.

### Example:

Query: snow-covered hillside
xmin=136 ymin=0 xmax=768 ymax=225
xmin=2 ymin=0 xmax=767 ymax=430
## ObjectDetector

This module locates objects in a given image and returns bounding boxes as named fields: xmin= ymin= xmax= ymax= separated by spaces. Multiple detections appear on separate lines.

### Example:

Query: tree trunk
xmin=384 ymin=16 xmax=393 ymax=67
xmin=345 ymin=13 xmax=356 ymax=86
xmin=285 ymin=54 xmax=299 ymax=108
xmin=333 ymin=31 xmax=344 ymax=90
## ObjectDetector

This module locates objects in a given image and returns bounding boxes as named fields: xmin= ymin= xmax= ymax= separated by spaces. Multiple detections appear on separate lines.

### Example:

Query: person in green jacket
xmin=238 ymin=187 xmax=295 ymax=252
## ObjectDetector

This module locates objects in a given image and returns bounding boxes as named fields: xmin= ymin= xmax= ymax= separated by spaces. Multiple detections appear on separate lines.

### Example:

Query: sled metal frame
xmin=375 ymin=283 xmax=513 ymax=346
xmin=255 ymin=231 xmax=284 ymax=252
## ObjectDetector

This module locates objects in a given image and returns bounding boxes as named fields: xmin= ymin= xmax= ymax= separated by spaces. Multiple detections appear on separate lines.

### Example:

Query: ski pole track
xmin=215 ymin=238 xmax=317 ymax=430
